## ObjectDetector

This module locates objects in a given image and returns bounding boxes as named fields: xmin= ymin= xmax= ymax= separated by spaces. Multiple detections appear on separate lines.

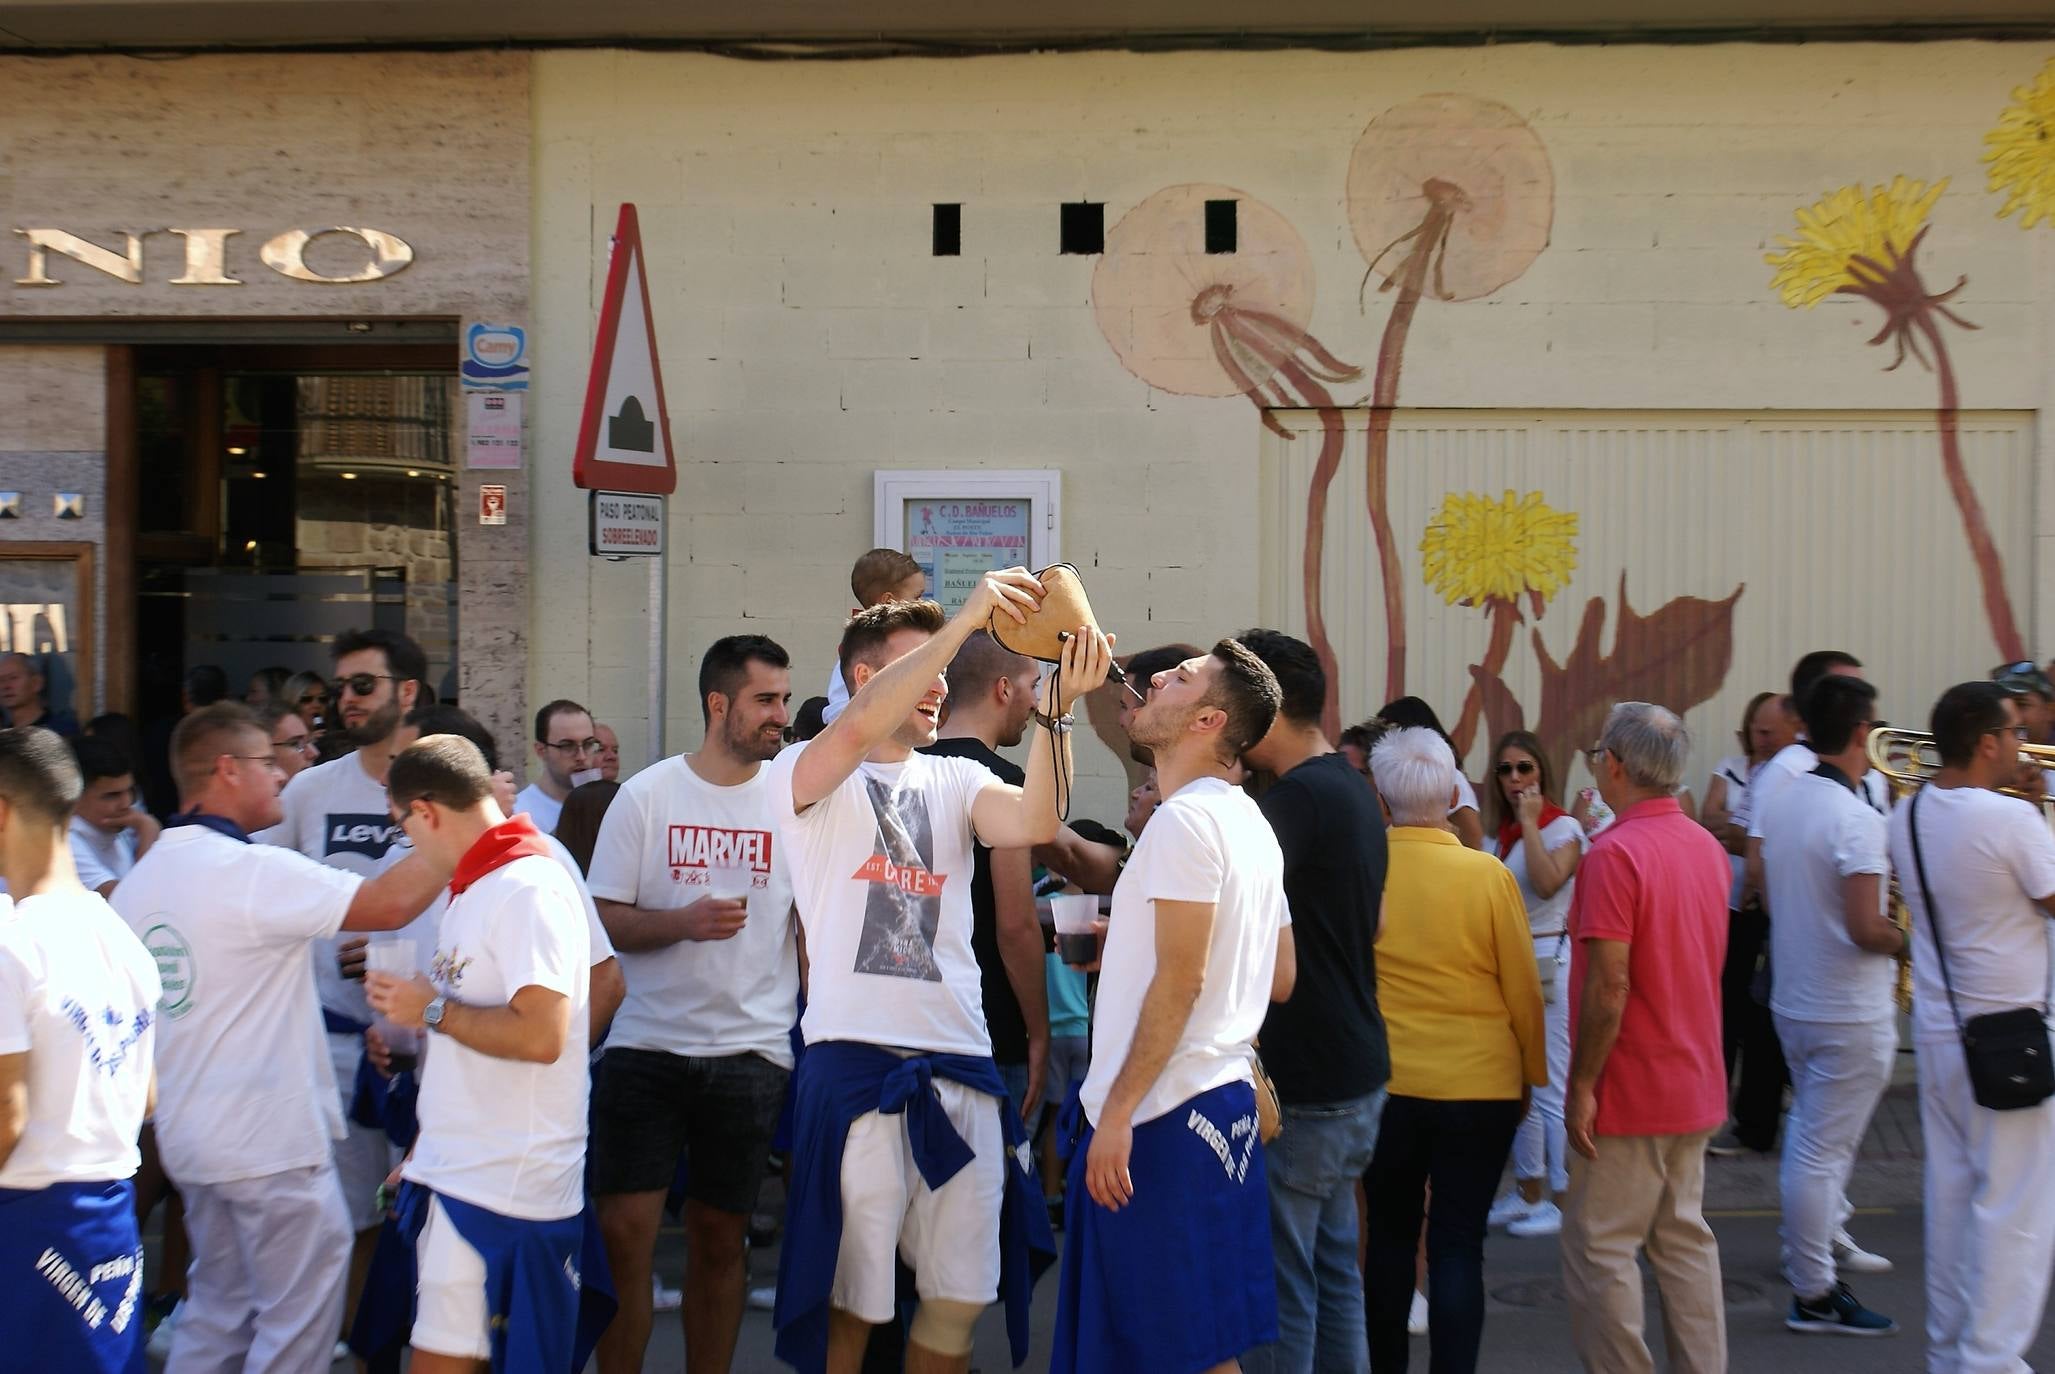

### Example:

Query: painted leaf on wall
xmin=1477 ymin=573 xmax=1744 ymax=775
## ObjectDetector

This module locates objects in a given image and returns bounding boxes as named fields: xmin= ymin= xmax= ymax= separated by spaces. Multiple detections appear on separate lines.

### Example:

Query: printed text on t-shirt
xmin=667 ymin=824 xmax=773 ymax=878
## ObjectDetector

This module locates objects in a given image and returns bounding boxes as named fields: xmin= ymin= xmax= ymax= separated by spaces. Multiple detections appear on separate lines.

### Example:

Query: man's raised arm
xmin=972 ymin=627 xmax=1113 ymax=851
xmin=785 ymin=568 xmax=1044 ymax=813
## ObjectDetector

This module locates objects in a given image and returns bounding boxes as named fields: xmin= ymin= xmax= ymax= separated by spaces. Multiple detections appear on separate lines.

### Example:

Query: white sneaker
xmin=146 ymin=1302 xmax=182 ymax=1362
xmin=747 ymin=1284 xmax=777 ymax=1312
xmin=1407 ymin=1288 xmax=1429 ymax=1335
xmin=1487 ymin=1192 xmax=1535 ymax=1229
xmin=1508 ymin=1200 xmax=1563 ymax=1238
xmin=1833 ymin=1229 xmax=1893 ymax=1274
xmin=652 ymin=1275 xmax=683 ymax=1312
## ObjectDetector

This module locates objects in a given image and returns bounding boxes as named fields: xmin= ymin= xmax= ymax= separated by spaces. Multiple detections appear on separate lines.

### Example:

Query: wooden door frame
xmin=0 ymin=541 xmax=97 ymax=725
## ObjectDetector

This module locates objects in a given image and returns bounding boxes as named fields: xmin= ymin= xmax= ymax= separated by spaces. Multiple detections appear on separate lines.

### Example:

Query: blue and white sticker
xmin=462 ymin=322 xmax=529 ymax=391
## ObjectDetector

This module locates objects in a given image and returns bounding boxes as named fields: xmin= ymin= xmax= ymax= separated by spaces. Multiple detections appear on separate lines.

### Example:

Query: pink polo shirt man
xmin=1561 ymin=789 xmax=1731 ymax=1374
xmin=1567 ymin=795 xmax=1730 ymax=1136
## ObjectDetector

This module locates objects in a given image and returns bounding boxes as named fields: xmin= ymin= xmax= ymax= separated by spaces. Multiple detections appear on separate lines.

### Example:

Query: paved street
xmin=144 ymin=1073 xmax=2055 ymax=1370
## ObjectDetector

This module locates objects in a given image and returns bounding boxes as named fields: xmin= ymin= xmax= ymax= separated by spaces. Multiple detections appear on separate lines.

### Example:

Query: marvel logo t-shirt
xmin=764 ymin=747 xmax=998 ymax=1057
xmin=584 ymin=756 xmax=798 ymax=1066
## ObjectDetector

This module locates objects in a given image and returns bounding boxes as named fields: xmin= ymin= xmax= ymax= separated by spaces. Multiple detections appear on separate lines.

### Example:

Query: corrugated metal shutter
xmin=1258 ymin=408 xmax=2036 ymax=794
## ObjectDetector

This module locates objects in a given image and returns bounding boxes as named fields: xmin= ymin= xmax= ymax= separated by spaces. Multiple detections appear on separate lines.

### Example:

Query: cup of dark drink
xmin=1052 ymin=894 xmax=1101 ymax=965
xmin=366 ymin=938 xmax=422 ymax=1070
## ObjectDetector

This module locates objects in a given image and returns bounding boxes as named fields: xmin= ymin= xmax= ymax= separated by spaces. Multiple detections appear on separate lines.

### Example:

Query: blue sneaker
xmin=1787 ymin=1283 xmax=1897 ymax=1336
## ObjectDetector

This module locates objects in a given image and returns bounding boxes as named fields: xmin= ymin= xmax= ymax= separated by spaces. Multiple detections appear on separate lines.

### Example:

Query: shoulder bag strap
xmin=1910 ymin=788 xmax=1968 ymax=1033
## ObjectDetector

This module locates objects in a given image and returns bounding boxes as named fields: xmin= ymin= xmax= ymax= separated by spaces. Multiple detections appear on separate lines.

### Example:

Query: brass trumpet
xmin=1863 ymin=727 xmax=2055 ymax=1011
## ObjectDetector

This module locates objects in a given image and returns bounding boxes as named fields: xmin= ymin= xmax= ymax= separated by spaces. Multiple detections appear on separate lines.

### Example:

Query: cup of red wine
xmin=1051 ymin=893 xmax=1102 ymax=965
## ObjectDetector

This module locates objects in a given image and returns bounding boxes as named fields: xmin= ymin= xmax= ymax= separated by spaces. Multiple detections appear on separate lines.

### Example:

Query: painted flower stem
xmin=1365 ymin=190 xmax=1460 ymax=703
xmin=1918 ymin=310 xmax=2026 ymax=661
xmin=1451 ymin=597 xmax=1520 ymax=759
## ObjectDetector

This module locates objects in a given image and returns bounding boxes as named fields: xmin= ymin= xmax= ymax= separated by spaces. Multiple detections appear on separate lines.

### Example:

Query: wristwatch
xmin=423 ymin=996 xmax=448 ymax=1033
xmin=1032 ymin=707 xmax=1075 ymax=734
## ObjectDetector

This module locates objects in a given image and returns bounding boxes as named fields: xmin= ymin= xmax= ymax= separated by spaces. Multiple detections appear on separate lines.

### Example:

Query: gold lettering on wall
xmin=13 ymin=228 xmax=144 ymax=286
xmin=259 ymin=226 xmax=415 ymax=284
xmin=165 ymin=228 xmax=243 ymax=286
xmin=8 ymin=226 xmax=416 ymax=286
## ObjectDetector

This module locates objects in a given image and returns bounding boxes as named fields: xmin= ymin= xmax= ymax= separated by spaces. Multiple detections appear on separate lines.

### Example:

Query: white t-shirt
xmin=0 ymin=891 xmax=160 ymax=1189
xmin=539 ymin=833 xmax=617 ymax=966
xmin=1082 ymin=778 xmax=1289 ymax=1128
xmin=1763 ymin=770 xmax=1894 ymax=1024
xmin=514 ymin=783 xmax=564 ymax=837
xmin=765 ymin=746 xmax=1000 ymax=1056
xmin=1889 ymin=786 xmax=2055 ymax=1045
xmin=1749 ymin=741 xmax=1889 ymax=841
xmin=405 ymin=852 xmax=590 ymax=1221
xmin=268 ymin=752 xmax=438 ymax=1028
xmin=1710 ymin=754 xmax=1753 ymax=906
xmin=822 ymin=661 xmax=850 ymax=725
xmin=67 ymin=816 xmax=138 ymax=894
xmin=112 ymin=826 xmax=363 ymax=1185
xmin=1451 ymin=773 xmax=1480 ymax=819
xmin=1501 ymin=813 xmax=1587 ymax=937
xmin=585 ymin=756 xmax=799 ymax=1065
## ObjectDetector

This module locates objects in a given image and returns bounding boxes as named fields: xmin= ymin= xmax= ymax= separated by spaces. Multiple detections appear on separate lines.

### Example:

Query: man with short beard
xmin=264 ymin=627 xmax=442 ymax=1338
xmin=587 ymin=635 xmax=801 ymax=1374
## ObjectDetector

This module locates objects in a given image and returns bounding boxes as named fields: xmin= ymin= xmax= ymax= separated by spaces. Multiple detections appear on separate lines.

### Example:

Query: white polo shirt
xmin=67 ymin=816 xmax=138 ymax=894
xmin=112 ymin=826 xmax=363 ymax=1185
xmin=0 ymin=890 xmax=160 ymax=1189
xmin=1761 ymin=767 xmax=1894 ymax=1025
xmin=405 ymin=848 xmax=590 ymax=1222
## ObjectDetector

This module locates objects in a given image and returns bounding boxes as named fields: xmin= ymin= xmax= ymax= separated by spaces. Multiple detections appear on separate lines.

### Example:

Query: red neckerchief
xmin=1496 ymin=798 xmax=1570 ymax=859
xmin=449 ymin=813 xmax=554 ymax=895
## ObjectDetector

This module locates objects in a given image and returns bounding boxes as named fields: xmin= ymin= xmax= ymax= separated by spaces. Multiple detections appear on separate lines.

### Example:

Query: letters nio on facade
xmin=12 ymin=226 xmax=416 ymax=287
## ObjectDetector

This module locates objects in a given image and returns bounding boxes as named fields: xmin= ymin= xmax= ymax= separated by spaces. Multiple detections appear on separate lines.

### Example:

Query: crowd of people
xmin=6 ymin=548 xmax=2055 ymax=1374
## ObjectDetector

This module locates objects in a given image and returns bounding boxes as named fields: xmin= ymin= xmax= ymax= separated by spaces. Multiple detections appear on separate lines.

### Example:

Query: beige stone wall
xmin=530 ymin=42 xmax=2055 ymax=816
xmin=0 ymin=52 xmax=531 ymax=755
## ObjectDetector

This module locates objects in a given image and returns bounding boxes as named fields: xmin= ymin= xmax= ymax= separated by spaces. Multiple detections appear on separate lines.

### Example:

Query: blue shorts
xmin=0 ymin=1180 xmax=146 ymax=1374
xmin=1052 ymin=1081 xmax=1277 ymax=1374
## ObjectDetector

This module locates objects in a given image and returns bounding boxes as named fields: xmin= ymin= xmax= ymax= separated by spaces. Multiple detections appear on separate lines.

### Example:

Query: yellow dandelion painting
xmin=1420 ymin=489 xmax=1578 ymax=610
xmin=1766 ymin=176 xmax=1947 ymax=308
xmin=1985 ymin=58 xmax=2055 ymax=229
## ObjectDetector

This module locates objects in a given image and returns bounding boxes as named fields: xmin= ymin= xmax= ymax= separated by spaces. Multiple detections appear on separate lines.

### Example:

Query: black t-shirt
xmin=1257 ymin=750 xmax=1391 ymax=1103
xmin=919 ymin=736 xmax=1029 ymax=1065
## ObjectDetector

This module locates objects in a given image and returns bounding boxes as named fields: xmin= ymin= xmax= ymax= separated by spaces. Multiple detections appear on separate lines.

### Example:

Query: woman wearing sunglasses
xmin=1483 ymin=730 xmax=1586 ymax=1239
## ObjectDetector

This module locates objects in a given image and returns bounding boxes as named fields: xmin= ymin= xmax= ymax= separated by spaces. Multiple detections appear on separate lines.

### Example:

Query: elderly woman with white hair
xmin=1361 ymin=726 xmax=1547 ymax=1374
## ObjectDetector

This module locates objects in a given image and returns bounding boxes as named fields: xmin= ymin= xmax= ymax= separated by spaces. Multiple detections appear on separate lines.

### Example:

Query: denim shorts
xmin=589 ymin=1048 xmax=789 ymax=1214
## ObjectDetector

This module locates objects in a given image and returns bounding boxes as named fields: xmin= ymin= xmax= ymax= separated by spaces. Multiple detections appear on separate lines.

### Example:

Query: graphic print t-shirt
xmin=0 ymin=891 xmax=160 ymax=1189
xmin=765 ymin=746 xmax=999 ymax=1055
xmin=585 ymin=756 xmax=799 ymax=1066
xmin=266 ymin=752 xmax=441 ymax=1028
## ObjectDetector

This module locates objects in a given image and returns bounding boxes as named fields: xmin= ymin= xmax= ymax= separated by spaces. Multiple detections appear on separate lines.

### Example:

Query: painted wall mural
xmin=1765 ymin=177 xmax=2022 ymax=661
xmin=1082 ymin=62 xmax=2055 ymax=775
xmin=1346 ymin=95 xmax=1554 ymax=707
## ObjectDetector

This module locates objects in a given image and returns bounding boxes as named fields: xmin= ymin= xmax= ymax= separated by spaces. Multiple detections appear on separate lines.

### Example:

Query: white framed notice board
xmin=872 ymin=469 xmax=1062 ymax=614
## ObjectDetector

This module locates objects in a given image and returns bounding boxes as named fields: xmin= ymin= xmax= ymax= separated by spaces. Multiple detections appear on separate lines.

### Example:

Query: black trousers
xmin=1721 ymin=904 xmax=1787 ymax=1151
xmin=1363 ymin=1095 xmax=1524 ymax=1374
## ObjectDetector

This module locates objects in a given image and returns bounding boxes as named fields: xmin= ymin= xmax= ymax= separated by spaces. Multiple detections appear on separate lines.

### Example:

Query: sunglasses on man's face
xmin=1494 ymin=759 xmax=1538 ymax=778
xmin=333 ymin=674 xmax=393 ymax=699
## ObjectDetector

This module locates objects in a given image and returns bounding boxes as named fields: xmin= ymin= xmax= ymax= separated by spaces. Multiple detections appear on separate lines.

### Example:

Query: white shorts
xmin=329 ymin=1031 xmax=396 ymax=1231
xmin=411 ymin=1197 xmax=492 ymax=1359
xmin=832 ymin=1077 xmax=1005 ymax=1322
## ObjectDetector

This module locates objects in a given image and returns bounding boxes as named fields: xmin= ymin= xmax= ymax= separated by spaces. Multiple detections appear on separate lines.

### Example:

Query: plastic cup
xmin=1051 ymin=893 xmax=1101 ymax=965
xmin=366 ymin=938 xmax=421 ymax=1068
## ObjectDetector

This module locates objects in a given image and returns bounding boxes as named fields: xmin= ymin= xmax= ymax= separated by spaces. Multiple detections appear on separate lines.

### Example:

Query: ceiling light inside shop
xmin=407 ymin=470 xmax=420 ymax=477
xmin=227 ymin=446 xmax=247 ymax=455
xmin=251 ymin=471 xmax=267 ymax=479
xmin=341 ymin=472 xmax=358 ymax=480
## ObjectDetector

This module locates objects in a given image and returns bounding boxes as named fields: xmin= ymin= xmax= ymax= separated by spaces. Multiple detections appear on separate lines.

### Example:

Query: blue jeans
xmin=1245 ymin=1088 xmax=1388 ymax=1374
xmin=998 ymin=1059 xmax=1031 ymax=1126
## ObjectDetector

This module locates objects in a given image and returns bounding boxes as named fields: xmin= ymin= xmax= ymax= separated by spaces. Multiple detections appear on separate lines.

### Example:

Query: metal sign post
xmin=571 ymin=204 xmax=679 ymax=765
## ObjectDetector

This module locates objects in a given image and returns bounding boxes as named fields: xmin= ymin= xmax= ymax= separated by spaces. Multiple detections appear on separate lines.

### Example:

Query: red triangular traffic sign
xmin=572 ymin=203 xmax=677 ymax=495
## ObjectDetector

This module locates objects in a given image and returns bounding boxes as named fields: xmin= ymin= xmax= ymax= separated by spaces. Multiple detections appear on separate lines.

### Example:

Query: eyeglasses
xmin=229 ymin=753 xmax=285 ymax=773
xmin=333 ymin=674 xmax=394 ymax=698
xmin=297 ymin=690 xmax=329 ymax=706
xmin=274 ymin=736 xmax=317 ymax=757
xmin=1584 ymin=744 xmax=1609 ymax=765
xmin=1494 ymin=760 xmax=1538 ymax=778
xmin=1994 ymin=661 xmax=2040 ymax=679
xmin=544 ymin=738 xmax=605 ymax=756
xmin=1988 ymin=725 xmax=2032 ymax=742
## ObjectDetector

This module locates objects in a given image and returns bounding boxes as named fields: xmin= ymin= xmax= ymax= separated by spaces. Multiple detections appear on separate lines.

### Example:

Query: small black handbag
xmin=1910 ymin=788 xmax=2055 ymax=1112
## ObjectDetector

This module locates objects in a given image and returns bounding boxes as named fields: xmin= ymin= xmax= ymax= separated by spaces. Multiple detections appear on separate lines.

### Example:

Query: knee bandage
xmin=908 ymin=1297 xmax=982 ymax=1356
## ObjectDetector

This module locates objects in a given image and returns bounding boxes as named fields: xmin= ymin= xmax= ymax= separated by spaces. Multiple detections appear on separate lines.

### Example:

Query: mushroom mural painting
xmin=1766 ymin=177 xmax=2025 ymax=661
xmin=1093 ymin=182 xmax=1366 ymax=739
xmin=1347 ymin=94 xmax=1556 ymax=704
